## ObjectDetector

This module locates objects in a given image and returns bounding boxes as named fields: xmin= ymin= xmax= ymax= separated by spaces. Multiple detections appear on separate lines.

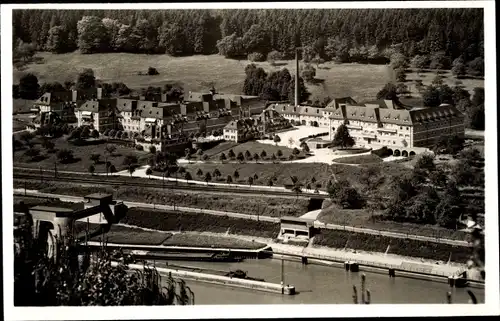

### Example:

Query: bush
xmin=247 ymin=52 xmax=266 ymax=62
xmin=148 ymin=67 xmax=159 ymax=75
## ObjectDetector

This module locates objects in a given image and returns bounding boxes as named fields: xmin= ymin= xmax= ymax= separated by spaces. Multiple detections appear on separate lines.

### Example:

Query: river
xmin=162 ymin=259 xmax=484 ymax=304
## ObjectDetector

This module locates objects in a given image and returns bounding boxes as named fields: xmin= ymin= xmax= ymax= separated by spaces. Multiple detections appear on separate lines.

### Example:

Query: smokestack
xmin=295 ymin=48 xmax=299 ymax=107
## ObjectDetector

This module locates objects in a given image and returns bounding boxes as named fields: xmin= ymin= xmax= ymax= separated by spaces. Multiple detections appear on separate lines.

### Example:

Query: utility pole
xmin=295 ymin=48 xmax=300 ymax=107
xmin=281 ymin=257 xmax=285 ymax=294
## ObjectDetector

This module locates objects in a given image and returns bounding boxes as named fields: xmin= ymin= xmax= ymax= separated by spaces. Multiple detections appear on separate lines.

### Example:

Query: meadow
xmin=15 ymin=52 xmax=483 ymax=104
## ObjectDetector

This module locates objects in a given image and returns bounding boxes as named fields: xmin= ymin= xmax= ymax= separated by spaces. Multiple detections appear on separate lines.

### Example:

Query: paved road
xmin=14 ymin=189 xmax=469 ymax=247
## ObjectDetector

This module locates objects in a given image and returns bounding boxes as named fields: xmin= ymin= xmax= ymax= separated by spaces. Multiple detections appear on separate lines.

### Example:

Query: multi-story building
xmin=75 ymin=98 xmax=118 ymax=132
xmin=223 ymin=109 xmax=291 ymax=143
xmin=267 ymin=98 xmax=465 ymax=151
xmin=30 ymin=88 xmax=102 ymax=128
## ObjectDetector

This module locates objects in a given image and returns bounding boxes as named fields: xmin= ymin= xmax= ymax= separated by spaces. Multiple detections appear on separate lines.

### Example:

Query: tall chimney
xmin=295 ymin=48 xmax=299 ymax=107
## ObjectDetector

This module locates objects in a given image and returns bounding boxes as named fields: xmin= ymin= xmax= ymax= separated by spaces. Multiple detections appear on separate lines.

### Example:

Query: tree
xmin=24 ymin=147 xmax=41 ymax=160
xmin=253 ymin=153 xmax=260 ymax=163
xmin=376 ymin=83 xmax=399 ymax=101
xmin=236 ymin=152 xmax=245 ymax=162
xmin=15 ymin=41 xmax=36 ymax=62
xmin=277 ymin=149 xmax=283 ymax=158
xmin=216 ymin=33 xmax=245 ymax=58
xmin=260 ymin=150 xmax=267 ymax=159
xmin=109 ymin=164 xmax=117 ymax=173
xmin=390 ymin=52 xmax=408 ymax=70
xmin=273 ymin=135 xmax=281 ymax=146
xmin=45 ymin=26 xmax=69 ymax=53
xmin=57 ymin=149 xmax=74 ymax=163
xmin=471 ymin=87 xmax=484 ymax=106
xmin=41 ymin=139 xmax=55 ymax=151
xmin=332 ymin=124 xmax=355 ymax=148
xmin=184 ymin=172 xmax=192 ymax=181
xmin=467 ymin=57 xmax=484 ymax=77
xmin=301 ymin=64 xmax=316 ymax=83
xmin=146 ymin=167 xmax=153 ymax=179
xmin=422 ymin=86 xmax=441 ymax=107
xmin=292 ymin=147 xmax=301 ymax=156
xmin=105 ymin=144 xmax=116 ymax=156
xmin=288 ymin=137 xmax=295 ymax=148
xmin=414 ymin=152 xmax=436 ymax=173
xmin=267 ymin=178 xmax=274 ymax=187
xmin=267 ymin=50 xmax=283 ymax=64
xmin=468 ymin=104 xmax=485 ymax=130
xmin=149 ymin=145 xmax=157 ymax=154
xmin=204 ymin=172 xmax=212 ymax=185
xmin=228 ymin=149 xmax=235 ymax=159
xmin=411 ymin=55 xmax=428 ymax=74
xmin=77 ymin=16 xmax=108 ymax=54
xmin=148 ymin=67 xmax=160 ymax=75
xmin=248 ymin=52 xmax=265 ymax=62
xmin=91 ymin=129 xmax=99 ymax=139
xmin=196 ymin=168 xmax=203 ymax=178
xmin=19 ymin=73 xmax=40 ymax=99
xmin=90 ymin=153 xmax=101 ymax=165
xmin=219 ymin=153 xmax=227 ymax=163
xmin=226 ymin=175 xmax=233 ymax=184
xmin=88 ymin=164 xmax=95 ymax=175
xmin=429 ymin=51 xmax=451 ymax=71
xmin=202 ymin=154 xmax=209 ymax=161
xmin=395 ymin=68 xmax=406 ymax=82
xmin=291 ymin=183 xmax=302 ymax=199
xmin=451 ymin=57 xmax=467 ymax=77
xmin=76 ymin=68 xmax=96 ymax=90
xmin=244 ymin=150 xmax=252 ymax=160
xmin=247 ymin=176 xmax=254 ymax=187
xmin=432 ymin=74 xmax=444 ymax=86
xmin=212 ymin=168 xmax=221 ymax=180
xmin=301 ymin=143 xmax=310 ymax=153
xmin=327 ymin=179 xmax=365 ymax=209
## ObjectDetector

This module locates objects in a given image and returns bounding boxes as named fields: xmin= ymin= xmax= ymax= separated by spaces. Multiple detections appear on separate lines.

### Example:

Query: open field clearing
xmin=162 ymin=233 xmax=266 ymax=249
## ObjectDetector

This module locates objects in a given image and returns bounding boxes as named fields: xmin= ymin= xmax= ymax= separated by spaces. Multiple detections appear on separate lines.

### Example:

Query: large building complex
xmin=267 ymin=98 xmax=465 ymax=151
xmin=223 ymin=109 xmax=292 ymax=143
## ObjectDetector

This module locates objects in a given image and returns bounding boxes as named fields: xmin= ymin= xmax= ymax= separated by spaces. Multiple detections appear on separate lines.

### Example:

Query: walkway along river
xmin=162 ymin=259 xmax=484 ymax=304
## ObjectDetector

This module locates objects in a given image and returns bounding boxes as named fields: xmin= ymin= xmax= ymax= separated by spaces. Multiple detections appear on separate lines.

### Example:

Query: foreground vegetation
xmin=313 ymin=230 xmax=470 ymax=263
xmin=14 ymin=213 xmax=193 ymax=306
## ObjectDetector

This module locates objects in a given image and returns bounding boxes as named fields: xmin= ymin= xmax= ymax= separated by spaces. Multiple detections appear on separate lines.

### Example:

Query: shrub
xmin=248 ymin=52 xmax=265 ymax=62
xmin=148 ymin=67 xmax=160 ymax=75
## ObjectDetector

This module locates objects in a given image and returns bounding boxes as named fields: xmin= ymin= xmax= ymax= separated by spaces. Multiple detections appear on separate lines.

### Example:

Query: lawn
xmin=13 ymin=99 xmax=36 ymax=114
xmin=183 ymin=162 xmax=333 ymax=187
xmin=162 ymin=233 xmax=266 ymax=249
xmin=333 ymin=154 xmax=383 ymax=165
xmin=94 ymin=225 xmax=172 ymax=245
xmin=405 ymin=68 xmax=484 ymax=97
xmin=121 ymin=207 xmax=281 ymax=238
xmin=203 ymin=140 xmax=298 ymax=160
xmin=13 ymin=134 xmax=150 ymax=173
xmin=317 ymin=204 xmax=468 ymax=241
xmin=15 ymin=180 xmax=310 ymax=218
xmin=313 ymin=229 xmax=471 ymax=263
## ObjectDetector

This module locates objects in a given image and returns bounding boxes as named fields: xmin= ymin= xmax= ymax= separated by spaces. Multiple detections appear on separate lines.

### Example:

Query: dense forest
xmin=13 ymin=9 xmax=484 ymax=65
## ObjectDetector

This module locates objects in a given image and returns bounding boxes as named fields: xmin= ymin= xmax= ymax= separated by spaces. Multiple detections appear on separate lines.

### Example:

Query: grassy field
xmin=318 ymin=204 xmax=468 ymax=241
xmin=313 ymin=229 xmax=470 ymax=263
xmin=15 ymin=180 xmax=310 ymax=218
xmin=13 ymin=134 xmax=149 ymax=172
xmin=203 ymin=140 xmax=298 ymax=160
xmin=183 ymin=162 xmax=333 ymax=187
xmin=333 ymin=154 xmax=383 ymax=165
xmin=121 ymin=207 xmax=281 ymax=238
xmin=13 ymin=99 xmax=36 ymax=114
xmin=94 ymin=225 xmax=172 ymax=245
xmin=13 ymin=53 xmax=483 ymax=112
xmin=163 ymin=233 xmax=266 ymax=249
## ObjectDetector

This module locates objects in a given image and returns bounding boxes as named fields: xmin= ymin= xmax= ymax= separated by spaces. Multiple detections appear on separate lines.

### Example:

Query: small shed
xmin=280 ymin=216 xmax=316 ymax=239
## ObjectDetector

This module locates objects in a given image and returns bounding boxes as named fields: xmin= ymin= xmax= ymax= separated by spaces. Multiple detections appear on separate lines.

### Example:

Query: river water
xmin=165 ymin=259 xmax=484 ymax=304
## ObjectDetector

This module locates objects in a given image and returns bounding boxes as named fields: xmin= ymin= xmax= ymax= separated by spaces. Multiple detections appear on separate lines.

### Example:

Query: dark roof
xmin=78 ymin=98 xmax=117 ymax=112
xmin=30 ymin=206 xmax=74 ymax=213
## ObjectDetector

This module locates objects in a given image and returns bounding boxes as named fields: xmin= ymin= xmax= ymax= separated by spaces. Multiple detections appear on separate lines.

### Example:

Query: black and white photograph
xmin=1 ymin=1 xmax=498 ymax=319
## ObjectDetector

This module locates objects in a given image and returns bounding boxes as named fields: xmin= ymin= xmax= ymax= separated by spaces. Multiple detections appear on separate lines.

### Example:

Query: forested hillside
xmin=13 ymin=9 xmax=483 ymax=65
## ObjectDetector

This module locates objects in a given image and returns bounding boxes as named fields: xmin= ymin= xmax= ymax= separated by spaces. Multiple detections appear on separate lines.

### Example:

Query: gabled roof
xmin=409 ymin=104 xmax=463 ymax=125
xmin=345 ymin=105 xmax=379 ymax=123
xmin=77 ymin=98 xmax=117 ymax=113
xmin=324 ymin=97 xmax=358 ymax=110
